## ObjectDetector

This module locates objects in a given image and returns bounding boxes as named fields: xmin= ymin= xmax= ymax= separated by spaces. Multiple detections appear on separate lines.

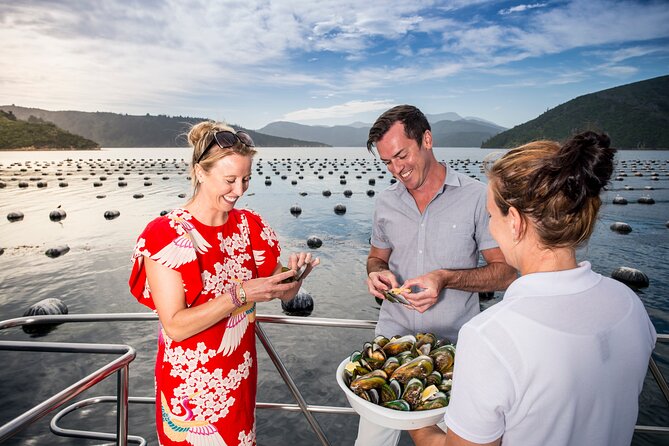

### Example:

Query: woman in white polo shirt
xmin=410 ymin=131 xmax=656 ymax=446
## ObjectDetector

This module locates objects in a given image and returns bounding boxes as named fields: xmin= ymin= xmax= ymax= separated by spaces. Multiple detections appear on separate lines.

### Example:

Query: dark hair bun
xmin=541 ymin=131 xmax=615 ymax=212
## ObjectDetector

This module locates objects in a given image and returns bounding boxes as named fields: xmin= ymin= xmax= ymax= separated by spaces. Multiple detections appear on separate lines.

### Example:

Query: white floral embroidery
xmin=237 ymin=424 xmax=256 ymax=446
xmin=163 ymin=338 xmax=254 ymax=424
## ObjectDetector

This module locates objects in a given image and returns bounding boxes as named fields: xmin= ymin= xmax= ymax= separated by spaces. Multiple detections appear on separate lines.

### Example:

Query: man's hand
xmin=367 ymin=270 xmax=400 ymax=300
xmin=402 ymin=270 xmax=445 ymax=313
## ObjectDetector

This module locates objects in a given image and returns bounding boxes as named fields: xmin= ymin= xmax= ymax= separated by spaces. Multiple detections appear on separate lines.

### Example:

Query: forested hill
xmin=482 ymin=75 xmax=669 ymax=149
xmin=0 ymin=106 xmax=329 ymax=148
xmin=0 ymin=110 xmax=99 ymax=150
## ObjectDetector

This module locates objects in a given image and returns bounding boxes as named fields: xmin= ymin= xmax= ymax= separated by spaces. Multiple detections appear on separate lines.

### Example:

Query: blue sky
xmin=1 ymin=0 xmax=668 ymax=130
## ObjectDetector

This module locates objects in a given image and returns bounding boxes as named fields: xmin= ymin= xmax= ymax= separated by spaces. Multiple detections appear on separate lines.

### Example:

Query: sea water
xmin=0 ymin=147 xmax=667 ymax=445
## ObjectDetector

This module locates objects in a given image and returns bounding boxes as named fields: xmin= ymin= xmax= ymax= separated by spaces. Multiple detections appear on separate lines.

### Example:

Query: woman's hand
xmin=241 ymin=269 xmax=302 ymax=303
xmin=286 ymin=252 xmax=320 ymax=282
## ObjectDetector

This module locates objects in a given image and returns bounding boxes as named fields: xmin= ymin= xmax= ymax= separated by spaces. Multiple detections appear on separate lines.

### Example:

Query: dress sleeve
xmin=128 ymin=216 xmax=204 ymax=310
xmin=244 ymin=209 xmax=281 ymax=278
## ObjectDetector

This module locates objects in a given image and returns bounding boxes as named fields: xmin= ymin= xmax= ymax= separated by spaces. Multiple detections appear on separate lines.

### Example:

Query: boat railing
xmin=0 ymin=313 xmax=667 ymax=445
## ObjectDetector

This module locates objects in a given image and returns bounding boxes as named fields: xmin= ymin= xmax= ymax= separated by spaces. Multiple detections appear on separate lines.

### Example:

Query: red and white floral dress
xmin=129 ymin=208 xmax=280 ymax=446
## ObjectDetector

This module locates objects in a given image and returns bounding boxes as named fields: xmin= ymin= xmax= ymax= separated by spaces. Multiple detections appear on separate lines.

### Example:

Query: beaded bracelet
xmin=229 ymin=283 xmax=243 ymax=308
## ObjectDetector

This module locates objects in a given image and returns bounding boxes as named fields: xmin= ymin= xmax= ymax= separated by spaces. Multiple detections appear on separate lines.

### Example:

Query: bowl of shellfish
xmin=336 ymin=332 xmax=455 ymax=430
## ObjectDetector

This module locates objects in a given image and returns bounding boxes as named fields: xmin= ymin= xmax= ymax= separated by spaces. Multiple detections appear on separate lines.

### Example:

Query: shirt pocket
xmin=432 ymin=220 xmax=477 ymax=269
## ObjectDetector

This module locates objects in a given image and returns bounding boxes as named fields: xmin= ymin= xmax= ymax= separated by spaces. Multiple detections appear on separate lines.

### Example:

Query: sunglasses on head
xmin=197 ymin=130 xmax=255 ymax=163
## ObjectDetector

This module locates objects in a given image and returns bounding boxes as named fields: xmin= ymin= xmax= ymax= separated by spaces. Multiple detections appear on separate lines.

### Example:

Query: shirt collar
xmin=503 ymin=261 xmax=601 ymax=301
xmin=390 ymin=162 xmax=460 ymax=196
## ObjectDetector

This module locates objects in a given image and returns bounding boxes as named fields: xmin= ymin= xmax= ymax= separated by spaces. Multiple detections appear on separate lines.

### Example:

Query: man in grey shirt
xmin=357 ymin=105 xmax=516 ymax=446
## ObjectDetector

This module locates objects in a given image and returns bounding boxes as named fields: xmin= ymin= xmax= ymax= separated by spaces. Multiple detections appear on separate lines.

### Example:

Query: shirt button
xmin=419 ymin=250 xmax=423 ymax=254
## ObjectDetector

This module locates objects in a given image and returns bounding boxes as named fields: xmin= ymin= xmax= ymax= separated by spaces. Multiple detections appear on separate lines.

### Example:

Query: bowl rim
xmin=335 ymin=357 xmax=447 ymax=430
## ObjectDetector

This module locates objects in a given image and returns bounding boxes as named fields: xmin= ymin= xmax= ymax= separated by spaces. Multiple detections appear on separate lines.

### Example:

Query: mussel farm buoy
xmin=178 ymin=193 xmax=186 ymax=198
xmin=49 ymin=208 xmax=67 ymax=222
xmin=45 ymin=245 xmax=70 ymax=258
xmin=343 ymin=190 xmax=353 ymax=197
xmin=612 ymin=195 xmax=627 ymax=205
xmin=334 ymin=204 xmax=347 ymax=215
xmin=22 ymin=298 xmax=68 ymax=335
xmin=7 ymin=211 xmax=24 ymax=222
xmin=637 ymin=196 xmax=655 ymax=204
xmin=133 ymin=193 xmax=144 ymax=199
xmin=610 ymin=222 xmax=632 ymax=234
xmin=611 ymin=267 xmax=649 ymax=289
xmin=265 ymin=179 xmax=272 ymax=186
xmin=281 ymin=287 xmax=314 ymax=317
xmin=104 ymin=210 xmax=120 ymax=220
xmin=160 ymin=210 xmax=170 ymax=216
xmin=368 ymin=178 xmax=376 ymax=186
xmin=322 ymin=190 xmax=332 ymax=197
xmin=306 ymin=236 xmax=323 ymax=249
xmin=290 ymin=205 xmax=302 ymax=216
xmin=366 ymin=189 xmax=375 ymax=197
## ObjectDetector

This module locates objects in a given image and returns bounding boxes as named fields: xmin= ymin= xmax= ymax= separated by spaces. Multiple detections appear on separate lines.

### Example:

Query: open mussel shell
xmin=364 ymin=342 xmax=387 ymax=370
xmin=415 ymin=332 xmax=437 ymax=350
xmin=430 ymin=344 xmax=455 ymax=375
xmin=350 ymin=369 xmax=388 ymax=392
xmin=390 ymin=355 xmax=434 ymax=384
xmin=415 ymin=389 xmax=449 ymax=411
xmin=373 ymin=335 xmax=390 ymax=348
xmin=381 ymin=356 xmax=400 ymax=376
xmin=382 ymin=399 xmax=411 ymax=411
xmin=382 ymin=334 xmax=416 ymax=356
xmin=395 ymin=350 xmax=415 ymax=364
xmin=425 ymin=370 xmax=443 ymax=387
xmin=368 ymin=388 xmax=380 ymax=405
xmin=401 ymin=377 xmax=425 ymax=409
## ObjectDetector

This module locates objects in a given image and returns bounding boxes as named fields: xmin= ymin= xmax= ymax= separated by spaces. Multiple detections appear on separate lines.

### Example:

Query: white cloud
xmin=282 ymin=100 xmax=396 ymax=121
xmin=499 ymin=3 xmax=548 ymax=15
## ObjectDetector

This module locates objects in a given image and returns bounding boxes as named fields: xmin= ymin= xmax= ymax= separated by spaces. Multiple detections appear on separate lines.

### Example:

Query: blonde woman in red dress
xmin=129 ymin=121 xmax=318 ymax=446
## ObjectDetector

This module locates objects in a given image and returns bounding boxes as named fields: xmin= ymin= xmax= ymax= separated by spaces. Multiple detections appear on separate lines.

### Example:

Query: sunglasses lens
xmin=214 ymin=131 xmax=239 ymax=149
xmin=237 ymin=131 xmax=255 ymax=147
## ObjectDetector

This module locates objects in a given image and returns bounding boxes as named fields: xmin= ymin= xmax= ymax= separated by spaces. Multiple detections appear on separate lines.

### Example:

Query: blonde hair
xmin=187 ymin=120 xmax=257 ymax=193
xmin=485 ymin=131 xmax=615 ymax=249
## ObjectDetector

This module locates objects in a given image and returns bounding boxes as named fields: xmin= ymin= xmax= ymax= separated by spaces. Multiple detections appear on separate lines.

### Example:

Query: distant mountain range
xmin=258 ymin=112 xmax=506 ymax=148
xmin=0 ymin=107 xmax=329 ymax=149
xmin=483 ymin=75 xmax=669 ymax=149
xmin=2 ymin=75 xmax=667 ymax=150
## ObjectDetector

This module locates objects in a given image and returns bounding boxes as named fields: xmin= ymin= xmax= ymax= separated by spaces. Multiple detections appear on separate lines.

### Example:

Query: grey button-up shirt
xmin=371 ymin=163 xmax=497 ymax=343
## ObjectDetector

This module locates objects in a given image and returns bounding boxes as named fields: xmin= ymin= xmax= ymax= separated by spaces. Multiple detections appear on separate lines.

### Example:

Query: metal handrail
xmin=0 ymin=314 xmax=667 ymax=444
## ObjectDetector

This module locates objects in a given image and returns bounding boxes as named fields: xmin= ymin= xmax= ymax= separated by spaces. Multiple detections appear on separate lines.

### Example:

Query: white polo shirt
xmin=444 ymin=261 xmax=657 ymax=446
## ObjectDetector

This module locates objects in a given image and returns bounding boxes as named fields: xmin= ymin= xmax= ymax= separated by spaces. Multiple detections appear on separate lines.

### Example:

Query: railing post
xmin=117 ymin=365 xmax=129 ymax=446
xmin=255 ymin=322 xmax=331 ymax=446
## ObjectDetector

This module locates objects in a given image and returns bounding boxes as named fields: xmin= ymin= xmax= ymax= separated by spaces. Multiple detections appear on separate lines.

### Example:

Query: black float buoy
xmin=133 ymin=193 xmax=144 ymax=199
xmin=366 ymin=189 xmax=375 ymax=197
xmin=281 ymin=287 xmax=314 ymax=317
xmin=322 ymin=190 xmax=332 ymax=197
xmin=45 ymin=245 xmax=70 ymax=258
xmin=368 ymin=178 xmax=376 ymax=186
xmin=265 ymin=179 xmax=272 ymax=186
xmin=290 ymin=205 xmax=302 ymax=216
xmin=49 ymin=207 xmax=67 ymax=222
xmin=610 ymin=222 xmax=632 ymax=234
xmin=638 ymin=196 xmax=655 ymax=204
xmin=334 ymin=204 xmax=347 ymax=215
xmin=343 ymin=190 xmax=353 ymax=197
xmin=178 ymin=193 xmax=186 ymax=198
xmin=611 ymin=267 xmax=649 ymax=289
xmin=7 ymin=211 xmax=24 ymax=222
xmin=306 ymin=236 xmax=323 ymax=249
xmin=612 ymin=195 xmax=627 ymax=205
xmin=160 ymin=210 xmax=170 ymax=216
xmin=22 ymin=298 xmax=68 ymax=335
xmin=104 ymin=210 xmax=120 ymax=220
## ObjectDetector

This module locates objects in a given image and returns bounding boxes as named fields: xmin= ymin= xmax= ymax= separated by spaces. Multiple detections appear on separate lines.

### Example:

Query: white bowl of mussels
xmin=336 ymin=333 xmax=455 ymax=430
